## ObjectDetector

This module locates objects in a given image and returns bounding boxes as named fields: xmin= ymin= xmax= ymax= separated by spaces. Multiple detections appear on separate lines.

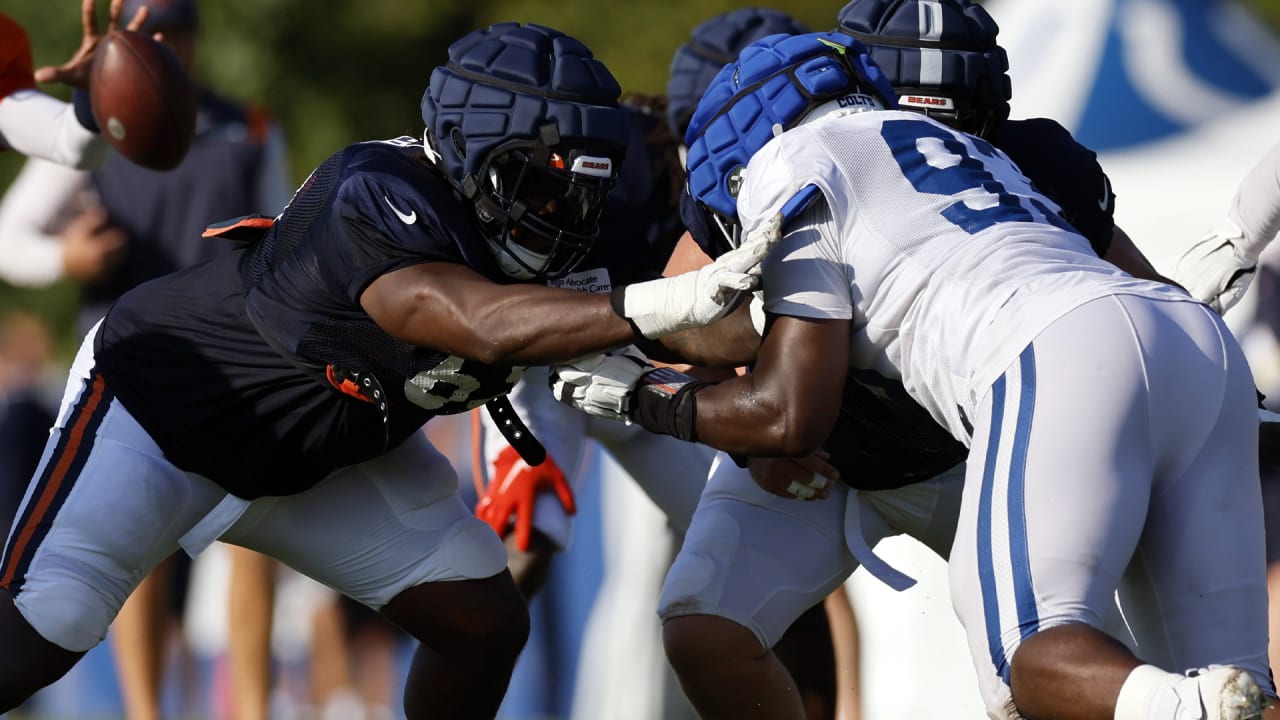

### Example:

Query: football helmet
xmin=421 ymin=23 xmax=629 ymax=280
xmin=836 ymin=0 xmax=1011 ymax=137
xmin=683 ymin=31 xmax=896 ymax=252
xmin=666 ymin=8 xmax=811 ymax=142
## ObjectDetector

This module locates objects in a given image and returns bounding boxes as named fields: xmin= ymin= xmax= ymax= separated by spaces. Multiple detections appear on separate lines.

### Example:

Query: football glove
xmin=615 ymin=210 xmax=783 ymax=338
xmin=549 ymin=346 xmax=650 ymax=422
xmin=475 ymin=445 xmax=574 ymax=552
xmin=1172 ymin=220 xmax=1257 ymax=314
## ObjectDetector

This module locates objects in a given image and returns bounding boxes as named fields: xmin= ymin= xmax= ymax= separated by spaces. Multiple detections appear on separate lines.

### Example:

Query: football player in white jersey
xmin=553 ymin=31 xmax=1273 ymax=720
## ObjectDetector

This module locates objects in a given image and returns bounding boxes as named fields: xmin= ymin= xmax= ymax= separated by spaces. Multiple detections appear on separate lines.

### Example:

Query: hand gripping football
xmin=89 ymin=30 xmax=196 ymax=170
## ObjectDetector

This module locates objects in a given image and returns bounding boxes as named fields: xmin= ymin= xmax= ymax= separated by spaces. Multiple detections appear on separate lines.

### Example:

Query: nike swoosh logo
xmin=385 ymin=196 xmax=417 ymax=225
xmin=1098 ymin=177 xmax=1112 ymax=212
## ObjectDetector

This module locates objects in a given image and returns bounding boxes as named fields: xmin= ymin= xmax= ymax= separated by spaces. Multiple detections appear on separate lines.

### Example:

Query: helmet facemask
xmin=470 ymin=139 xmax=617 ymax=281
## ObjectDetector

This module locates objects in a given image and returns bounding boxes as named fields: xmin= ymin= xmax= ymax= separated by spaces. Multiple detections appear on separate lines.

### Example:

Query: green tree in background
xmin=1 ymin=0 xmax=1278 ymax=349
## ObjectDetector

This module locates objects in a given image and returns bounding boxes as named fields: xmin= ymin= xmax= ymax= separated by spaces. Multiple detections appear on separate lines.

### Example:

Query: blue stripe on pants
xmin=1009 ymin=348 xmax=1039 ymax=645
xmin=978 ymin=346 xmax=1040 ymax=684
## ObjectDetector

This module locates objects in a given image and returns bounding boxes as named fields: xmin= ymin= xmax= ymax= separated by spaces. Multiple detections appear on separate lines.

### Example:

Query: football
xmin=89 ymin=30 xmax=196 ymax=171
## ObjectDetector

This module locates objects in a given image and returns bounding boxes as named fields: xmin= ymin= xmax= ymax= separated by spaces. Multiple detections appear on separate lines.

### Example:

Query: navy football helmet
xmin=422 ymin=23 xmax=629 ymax=280
xmin=836 ymin=0 xmax=1011 ymax=137
xmin=666 ymin=8 xmax=810 ymax=142
xmin=683 ymin=31 xmax=896 ymax=252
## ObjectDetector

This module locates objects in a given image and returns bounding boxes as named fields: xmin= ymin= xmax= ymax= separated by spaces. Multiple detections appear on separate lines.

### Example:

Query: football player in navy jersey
xmin=0 ymin=22 xmax=779 ymax=718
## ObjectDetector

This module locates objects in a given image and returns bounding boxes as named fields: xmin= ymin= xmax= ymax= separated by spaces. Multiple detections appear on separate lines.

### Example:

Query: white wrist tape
xmin=615 ymin=273 xmax=700 ymax=339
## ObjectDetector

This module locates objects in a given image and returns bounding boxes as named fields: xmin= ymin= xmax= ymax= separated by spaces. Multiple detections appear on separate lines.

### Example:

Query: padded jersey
xmin=97 ymin=139 xmax=516 ymax=498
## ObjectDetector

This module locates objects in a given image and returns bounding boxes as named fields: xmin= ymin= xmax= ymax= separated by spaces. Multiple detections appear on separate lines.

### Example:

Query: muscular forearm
xmin=643 ymin=299 xmax=760 ymax=368
xmin=365 ymin=265 xmax=640 ymax=366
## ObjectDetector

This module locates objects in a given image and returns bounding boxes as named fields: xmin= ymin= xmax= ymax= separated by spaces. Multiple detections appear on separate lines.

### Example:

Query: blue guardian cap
xmin=683 ymin=31 xmax=897 ymax=252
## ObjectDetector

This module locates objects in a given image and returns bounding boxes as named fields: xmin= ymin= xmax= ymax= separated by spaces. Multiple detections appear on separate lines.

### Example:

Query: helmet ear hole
xmin=450 ymin=127 xmax=467 ymax=158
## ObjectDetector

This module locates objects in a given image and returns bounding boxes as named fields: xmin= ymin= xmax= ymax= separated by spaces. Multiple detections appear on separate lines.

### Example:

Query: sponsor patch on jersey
xmin=549 ymin=266 xmax=612 ymax=294
xmin=899 ymin=95 xmax=956 ymax=111
xmin=571 ymin=155 xmax=614 ymax=178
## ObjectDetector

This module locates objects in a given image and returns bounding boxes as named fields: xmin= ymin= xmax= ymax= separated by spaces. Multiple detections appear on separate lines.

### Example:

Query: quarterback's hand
xmin=476 ymin=446 xmax=574 ymax=552
xmin=36 ymin=0 xmax=153 ymax=88
xmin=549 ymin=346 xmax=650 ymax=421
xmin=1172 ymin=222 xmax=1256 ymax=314
xmin=748 ymin=451 xmax=838 ymax=501
xmin=616 ymin=211 xmax=783 ymax=338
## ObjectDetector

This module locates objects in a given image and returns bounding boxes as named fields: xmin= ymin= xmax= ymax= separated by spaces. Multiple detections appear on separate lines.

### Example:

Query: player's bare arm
xmin=644 ymin=300 xmax=760 ymax=368
xmin=361 ymin=261 xmax=637 ymax=367
xmin=1104 ymin=225 xmax=1178 ymax=287
xmin=684 ymin=314 xmax=848 ymax=457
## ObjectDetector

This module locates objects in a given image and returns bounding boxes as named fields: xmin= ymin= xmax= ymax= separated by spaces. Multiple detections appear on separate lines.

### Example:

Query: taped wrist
xmin=610 ymin=274 xmax=698 ymax=339
xmin=632 ymin=367 xmax=707 ymax=442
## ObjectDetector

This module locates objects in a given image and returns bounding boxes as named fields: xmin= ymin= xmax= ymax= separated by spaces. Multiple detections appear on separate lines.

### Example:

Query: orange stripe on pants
xmin=1 ymin=373 xmax=107 ymax=588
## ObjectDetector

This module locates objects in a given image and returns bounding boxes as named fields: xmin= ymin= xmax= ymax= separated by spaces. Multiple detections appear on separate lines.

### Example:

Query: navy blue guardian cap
xmin=422 ymin=23 xmax=629 ymax=280
xmin=837 ymin=0 xmax=1011 ymax=136
xmin=666 ymin=8 xmax=810 ymax=142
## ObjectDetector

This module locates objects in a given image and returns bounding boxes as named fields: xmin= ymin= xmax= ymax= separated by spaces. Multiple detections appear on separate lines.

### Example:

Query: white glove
xmin=1172 ymin=220 xmax=1257 ymax=314
xmin=617 ymin=211 xmax=783 ymax=338
xmin=549 ymin=346 xmax=651 ymax=422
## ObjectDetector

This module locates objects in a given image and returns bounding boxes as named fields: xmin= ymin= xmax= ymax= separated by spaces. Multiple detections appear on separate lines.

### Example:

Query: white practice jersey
xmin=744 ymin=110 xmax=1195 ymax=443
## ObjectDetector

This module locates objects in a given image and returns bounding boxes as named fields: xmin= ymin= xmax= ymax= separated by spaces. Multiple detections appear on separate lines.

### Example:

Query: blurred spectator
xmin=0 ymin=311 xmax=57 ymax=545
xmin=0 ymin=1 xmax=292 ymax=717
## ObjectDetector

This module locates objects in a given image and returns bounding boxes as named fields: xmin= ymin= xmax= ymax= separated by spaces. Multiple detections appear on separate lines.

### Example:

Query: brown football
xmin=89 ymin=30 xmax=196 ymax=171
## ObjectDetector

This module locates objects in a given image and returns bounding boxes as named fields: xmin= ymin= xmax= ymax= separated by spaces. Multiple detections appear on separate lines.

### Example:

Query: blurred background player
xmin=0 ymin=1 xmax=293 ymax=718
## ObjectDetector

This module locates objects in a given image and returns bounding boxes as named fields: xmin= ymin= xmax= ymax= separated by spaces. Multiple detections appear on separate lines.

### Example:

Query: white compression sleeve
xmin=0 ymin=89 xmax=107 ymax=170
xmin=0 ymin=157 xmax=91 ymax=286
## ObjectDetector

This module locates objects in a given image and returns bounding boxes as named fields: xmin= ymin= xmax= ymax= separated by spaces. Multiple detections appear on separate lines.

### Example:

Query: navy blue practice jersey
xmin=992 ymin=118 xmax=1116 ymax=256
xmin=94 ymin=137 xmax=523 ymax=499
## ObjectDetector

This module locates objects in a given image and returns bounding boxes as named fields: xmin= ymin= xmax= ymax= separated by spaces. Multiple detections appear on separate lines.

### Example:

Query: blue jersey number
xmin=881 ymin=119 xmax=1072 ymax=235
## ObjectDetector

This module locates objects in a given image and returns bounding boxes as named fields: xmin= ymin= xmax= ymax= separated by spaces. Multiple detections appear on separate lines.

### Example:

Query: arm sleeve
xmin=0 ymin=89 xmax=108 ymax=169
xmin=1232 ymin=139 xmax=1280 ymax=261
xmin=0 ymin=157 xmax=91 ymax=286
xmin=761 ymin=197 xmax=852 ymax=320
